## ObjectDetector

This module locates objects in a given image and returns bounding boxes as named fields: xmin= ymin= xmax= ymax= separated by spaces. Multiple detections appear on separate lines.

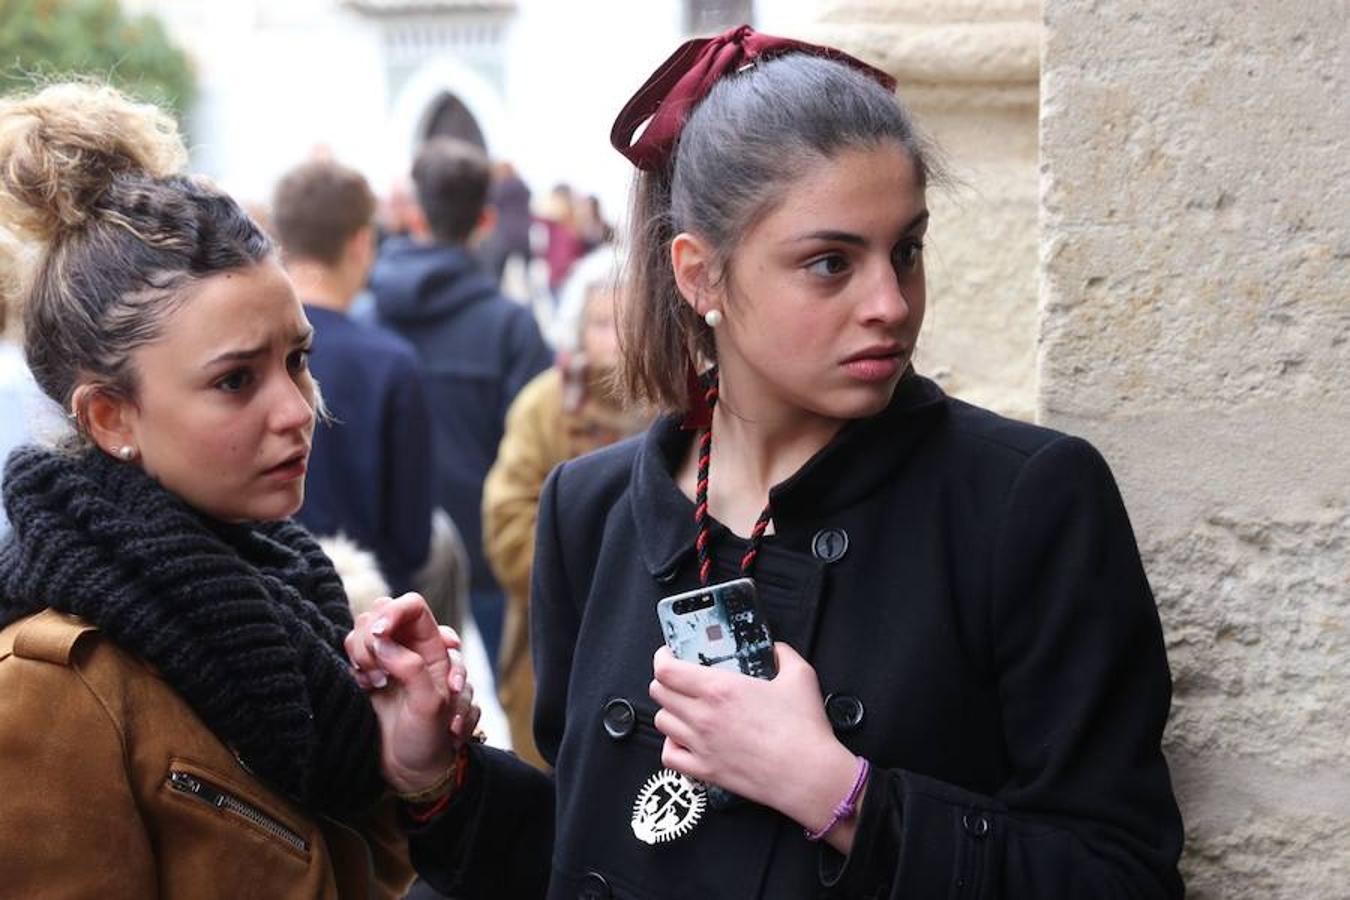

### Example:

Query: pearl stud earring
xmin=704 ymin=309 xmax=723 ymax=328
xmin=117 ymin=445 xmax=136 ymax=461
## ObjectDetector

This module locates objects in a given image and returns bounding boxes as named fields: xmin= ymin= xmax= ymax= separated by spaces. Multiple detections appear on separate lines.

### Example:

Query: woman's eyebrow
xmin=204 ymin=329 xmax=313 ymax=369
xmin=793 ymin=229 xmax=867 ymax=246
xmin=791 ymin=210 xmax=931 ymax=246
xmin=203 ymin=344 xmax=266 ymax=369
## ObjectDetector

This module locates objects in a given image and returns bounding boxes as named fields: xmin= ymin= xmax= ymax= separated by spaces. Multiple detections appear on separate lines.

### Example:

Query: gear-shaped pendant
xmin=630 ymin=768 xmax=707 ymax=845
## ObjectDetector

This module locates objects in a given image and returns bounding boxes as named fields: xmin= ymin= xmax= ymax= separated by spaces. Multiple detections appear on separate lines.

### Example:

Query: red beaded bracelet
xmin=804 ymin=756 xmax=870 ymax=842
xmin=403 ymin=728 xmax=486 ymax=824
xmin=404 ymin=750 xmax=470 ymax=824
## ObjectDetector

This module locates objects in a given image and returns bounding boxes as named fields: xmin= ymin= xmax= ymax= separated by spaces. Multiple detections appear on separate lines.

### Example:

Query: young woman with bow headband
xmin=349 ymin=25 xmax=1184 ymax=899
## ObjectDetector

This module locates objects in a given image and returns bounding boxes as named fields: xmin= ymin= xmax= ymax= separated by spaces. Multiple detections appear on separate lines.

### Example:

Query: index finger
xmin=368 ymin=593 xmax=445 ymax=666
xmin=651 ymin=646 xmax=716 ymax=696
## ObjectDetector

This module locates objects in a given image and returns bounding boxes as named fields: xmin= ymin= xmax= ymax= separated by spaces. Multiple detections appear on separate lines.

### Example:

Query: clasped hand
xmin=344 ymin=593 xmax=481 ymax=795
xmin=649 ymin=642 xmax=856 ymax=833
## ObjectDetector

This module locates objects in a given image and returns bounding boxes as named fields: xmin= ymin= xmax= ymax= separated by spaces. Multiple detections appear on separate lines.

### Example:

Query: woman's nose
xmin=860 ymin=267 xmax=912 ymax=325
xmin=270 ymin=375 xmax=316 ymax=433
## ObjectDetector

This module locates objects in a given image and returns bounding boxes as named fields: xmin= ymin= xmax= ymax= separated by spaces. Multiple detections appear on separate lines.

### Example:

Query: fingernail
xmin=373 ymin=637 xmax=393 ymax=658
xmin=370 ymin=670 xmax=388 ymax=689
xmin=453 ymin=671 xmax=465 ymax=692
xmin=452 ymin=714 xmax=463 ymax=733
xmin=372 ymin=617 xmax=389 ymax=636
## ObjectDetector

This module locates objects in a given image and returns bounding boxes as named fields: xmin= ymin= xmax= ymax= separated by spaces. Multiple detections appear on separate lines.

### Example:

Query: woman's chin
xmin=813 ymin=382 xmax=899 ymax=422
xmin=194 ymin=489 xmax=305 ymax=524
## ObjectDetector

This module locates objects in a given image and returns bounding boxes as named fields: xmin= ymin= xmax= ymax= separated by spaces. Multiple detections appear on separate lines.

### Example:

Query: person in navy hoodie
xmin=369 ymin=138 xmax=553 ymax=673
xmin=273 ymin=158 xmax=434 ymax=596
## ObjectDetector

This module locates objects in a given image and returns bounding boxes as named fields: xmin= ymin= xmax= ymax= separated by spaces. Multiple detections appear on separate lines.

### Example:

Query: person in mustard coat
xmin=0 ymin=83 xmax=451 ymax=898
xmin=485 ymin=249 xmax=650 ymax=768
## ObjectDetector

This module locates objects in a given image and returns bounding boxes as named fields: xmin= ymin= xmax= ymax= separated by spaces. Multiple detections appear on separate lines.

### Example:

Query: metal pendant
xmin=630 ymin=768 xmax=706 ymax=845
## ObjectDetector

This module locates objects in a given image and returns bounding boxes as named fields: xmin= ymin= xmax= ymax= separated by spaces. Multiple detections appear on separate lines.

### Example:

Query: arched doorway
xmin=424 ymin=91 xmax=487 ymax=152
xmin=387 ymin=57 xmax=511 ymax=183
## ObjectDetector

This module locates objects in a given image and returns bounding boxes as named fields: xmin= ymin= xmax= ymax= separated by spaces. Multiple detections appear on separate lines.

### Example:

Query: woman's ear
xmin=670 ymin=231 xmax=715 ymax=314
xmin=75 ymin=384 xmax=137 ymax=459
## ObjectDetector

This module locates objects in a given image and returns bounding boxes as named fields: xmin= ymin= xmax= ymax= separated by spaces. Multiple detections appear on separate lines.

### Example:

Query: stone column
xmin=804 ymin=0 xmax=1042 ymax=419
xmin=1040 ymin=1 xmax=1350 ymax=896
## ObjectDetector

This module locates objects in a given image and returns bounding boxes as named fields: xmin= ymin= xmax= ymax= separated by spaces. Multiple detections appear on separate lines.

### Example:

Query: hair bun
xmin=0 ymin=82 xmax=187 ymax=242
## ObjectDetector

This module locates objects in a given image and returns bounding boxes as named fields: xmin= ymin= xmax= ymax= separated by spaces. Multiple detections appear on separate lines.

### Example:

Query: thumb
xmin=773 ymin=641 xmax=809 ymax=673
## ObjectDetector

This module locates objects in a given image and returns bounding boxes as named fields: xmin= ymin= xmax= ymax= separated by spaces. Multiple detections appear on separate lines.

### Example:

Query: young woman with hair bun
xmin=0 ymin=83 xmax=472 ymax=897
xmin=351 ymin=27 xmax=1184 ymax=899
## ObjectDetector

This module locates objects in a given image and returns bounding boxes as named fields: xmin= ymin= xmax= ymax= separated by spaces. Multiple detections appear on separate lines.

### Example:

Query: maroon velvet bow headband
xmin=610 ymin=24 xmax=898 ymax=172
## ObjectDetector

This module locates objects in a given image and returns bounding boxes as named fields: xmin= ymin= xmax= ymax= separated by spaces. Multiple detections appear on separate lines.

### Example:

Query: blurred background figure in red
xmin=533 ymin=183 xmax=586 ymax=301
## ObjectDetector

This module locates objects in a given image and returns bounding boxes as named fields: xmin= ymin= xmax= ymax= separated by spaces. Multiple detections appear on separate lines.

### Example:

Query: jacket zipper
xmin=168 ymin=770 xmax=310 ymax=853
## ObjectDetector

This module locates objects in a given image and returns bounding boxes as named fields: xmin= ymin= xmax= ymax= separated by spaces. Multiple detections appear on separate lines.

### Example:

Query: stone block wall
xmin=1040 ymin=1 xmax=1350 ymax=895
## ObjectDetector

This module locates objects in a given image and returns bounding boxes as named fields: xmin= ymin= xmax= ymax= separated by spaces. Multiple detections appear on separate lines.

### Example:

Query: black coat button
xmin=602 ymin=698 xmax=637 ymax=740
xmin=963 ymin=812 xmax=990 ymax=838
xmin=656 ymin=566 xmax=679 ymax=584
xmin=579 ymin=871 xmax=611 ymax=899
xmin=824 ymin=693 xmax=865 ymax=732
xmin=811 ymin=528 xmax=849 ymax=563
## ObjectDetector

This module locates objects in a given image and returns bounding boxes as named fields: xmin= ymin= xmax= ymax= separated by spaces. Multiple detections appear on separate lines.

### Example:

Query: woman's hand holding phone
xmin=648 ymin=643 xmax=863 ymax=852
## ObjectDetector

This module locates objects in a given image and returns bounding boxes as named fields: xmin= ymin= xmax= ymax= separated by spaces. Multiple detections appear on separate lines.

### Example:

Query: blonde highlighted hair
xmin=0 ymin=82 xmax=271 ymax=440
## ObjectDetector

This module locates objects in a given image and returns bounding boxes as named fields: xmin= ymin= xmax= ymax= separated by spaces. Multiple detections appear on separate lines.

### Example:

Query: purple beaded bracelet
xmin=804 ymin=756 xmax=871 ymax=842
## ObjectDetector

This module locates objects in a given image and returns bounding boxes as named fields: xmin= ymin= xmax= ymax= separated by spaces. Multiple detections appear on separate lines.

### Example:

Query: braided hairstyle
xmin=0 ymin=82 xmax=272 ymax=443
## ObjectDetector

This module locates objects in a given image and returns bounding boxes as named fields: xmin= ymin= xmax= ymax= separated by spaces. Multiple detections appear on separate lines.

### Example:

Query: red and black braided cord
xmin=694 ymin=368 xmax=773 ymax=586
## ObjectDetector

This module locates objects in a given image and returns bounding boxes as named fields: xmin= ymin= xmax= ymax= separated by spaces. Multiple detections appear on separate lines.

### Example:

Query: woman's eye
xmin=806 ymin=254 xmax=850 ymax=278
xmin=893 ymin=241 xmax=925 ymax=271
xmin=216 ymin=369 xmax=251 ymax=393
xmin=287 ymin=348 xmax=311 ymax=375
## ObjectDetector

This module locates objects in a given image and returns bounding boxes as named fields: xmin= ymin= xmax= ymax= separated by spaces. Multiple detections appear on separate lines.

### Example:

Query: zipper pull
xmin=169 ymin=771 xmax=227 ymax=809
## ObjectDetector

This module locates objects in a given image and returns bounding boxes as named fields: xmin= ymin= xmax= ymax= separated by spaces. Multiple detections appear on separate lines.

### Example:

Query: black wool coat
xmin=408 ymin=373 xmax=1185 ymax=899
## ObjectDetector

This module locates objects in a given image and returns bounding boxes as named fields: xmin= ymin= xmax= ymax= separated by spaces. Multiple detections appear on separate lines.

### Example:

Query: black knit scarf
xmin=0 ymin=446 xmax=384 ymax=817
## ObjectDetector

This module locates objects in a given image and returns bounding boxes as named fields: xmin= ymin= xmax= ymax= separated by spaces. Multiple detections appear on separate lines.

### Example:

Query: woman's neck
xmin=678 ymin=387 xmax=845 ymax=538
xmin=711 ymin=400 xmax=841 ymax=498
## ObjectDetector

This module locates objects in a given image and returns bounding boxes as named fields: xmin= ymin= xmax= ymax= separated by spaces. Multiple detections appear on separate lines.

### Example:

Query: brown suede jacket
xmin=0 ymin=609 xmax=414 ymax=899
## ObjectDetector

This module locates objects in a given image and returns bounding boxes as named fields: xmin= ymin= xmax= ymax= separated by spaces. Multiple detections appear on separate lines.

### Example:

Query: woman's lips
xmin=264 ymin=454 xmax=308 ymax=481
xmin=841 ymin=350 xmax=904 ymax=383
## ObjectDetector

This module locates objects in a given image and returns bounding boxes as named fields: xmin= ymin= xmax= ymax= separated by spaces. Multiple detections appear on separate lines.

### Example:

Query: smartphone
xmin=656 ymin=577 xmax=778 ymax=680
xmin=655 ymin=578 xmax=776 ymax=810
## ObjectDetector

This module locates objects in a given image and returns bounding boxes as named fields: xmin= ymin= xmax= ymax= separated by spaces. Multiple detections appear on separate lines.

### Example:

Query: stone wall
xmin=1040 ymin=1 xmax=1350 ymax=896
xmin=806 ymin=0 xmax=1042 ymax=420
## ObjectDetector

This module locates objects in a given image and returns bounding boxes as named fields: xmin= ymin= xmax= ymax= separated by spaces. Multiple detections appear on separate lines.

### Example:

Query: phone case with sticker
xmin=656 ymin=577 xmax=777 ymax=679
